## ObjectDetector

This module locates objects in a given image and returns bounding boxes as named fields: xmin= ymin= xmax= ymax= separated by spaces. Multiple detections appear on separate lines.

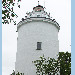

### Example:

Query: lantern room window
xmin=36 ymin=8 xmax=41 ymax=12
xmin=37 ymin=15 xmax=40 ymax=17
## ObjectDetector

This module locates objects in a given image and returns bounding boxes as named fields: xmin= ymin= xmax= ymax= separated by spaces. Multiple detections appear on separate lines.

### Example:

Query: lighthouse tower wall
xmin=15 ymin=21 xmax=59 ymax=75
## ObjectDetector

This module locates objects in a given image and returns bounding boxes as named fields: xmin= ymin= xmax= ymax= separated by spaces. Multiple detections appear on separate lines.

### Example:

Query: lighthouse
xmin=15 ymin=3 xmax=60 ymax=75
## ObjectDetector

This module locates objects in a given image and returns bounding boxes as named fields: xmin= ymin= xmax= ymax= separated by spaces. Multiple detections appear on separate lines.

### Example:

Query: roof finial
xmin=38 ymin=1 xmax=39 ymax=5
xmin=44 ymin=0 xmax=46 ymax=9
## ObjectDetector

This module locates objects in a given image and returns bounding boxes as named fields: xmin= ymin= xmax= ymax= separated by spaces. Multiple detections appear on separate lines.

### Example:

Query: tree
xmin=33 ymin=52 xmax=71 ymax=75
xmin=2 ymin=0 xmax=21 ymax=25
xmin=10 ymin=70 xmax=24 ymax=75
xmin=33 ymin=55 xmax=59 ymax=75
xmin=58 ymin=52 xmax=71 ymax=75
xmin=11 ymin=52 xmax=71 ymax=75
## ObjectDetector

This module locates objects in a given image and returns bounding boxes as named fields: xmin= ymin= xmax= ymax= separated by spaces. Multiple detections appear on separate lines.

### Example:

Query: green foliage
xmin=33 ymin=52 xmax=71 ymax=75
xmin=11 ymin=52 xmax=71 ymax=75
xmin=10 ymin=70 xmax=24 ymax=75
xmin=33 ymin=55 xmax=59 ymax=75
xmin=58 ymin=52 xmax=71 ymax=75
xmin=2 ymin=0 xmax=21 ymax=25
xmin=16 ymin=72 xmax=24 ymax=75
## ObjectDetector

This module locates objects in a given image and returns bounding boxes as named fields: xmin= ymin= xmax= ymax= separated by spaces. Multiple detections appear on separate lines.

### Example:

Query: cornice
xmin=17 ymin=17 xmax=60 ymax=32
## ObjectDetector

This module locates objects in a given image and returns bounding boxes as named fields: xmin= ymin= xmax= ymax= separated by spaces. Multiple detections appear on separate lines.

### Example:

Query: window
xmin=37 ymin=15 xmax=40 ymax=17
xmin=36 ymin=42 xmax=42 ymax=50
xmin=35 ymin=8 xmax=41 ymax=12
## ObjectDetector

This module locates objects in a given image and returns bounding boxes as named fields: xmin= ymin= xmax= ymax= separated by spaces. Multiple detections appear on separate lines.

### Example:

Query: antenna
xmin=44 ymin=0 xmax=45 ymax=8
xmin=44 ymin=0 xmax=46 ymax=9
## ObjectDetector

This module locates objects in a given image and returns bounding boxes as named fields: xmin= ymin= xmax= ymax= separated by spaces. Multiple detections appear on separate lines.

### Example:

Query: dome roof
xmin=33 ymin=5 xmax=44 ymax=10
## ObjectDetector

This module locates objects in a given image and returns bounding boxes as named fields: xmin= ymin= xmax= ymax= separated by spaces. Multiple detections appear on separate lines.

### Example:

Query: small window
xmin=36 ymin=42 xmax=42 ymax=50
xmin=37 ymin=15 xmax=40 ymax=17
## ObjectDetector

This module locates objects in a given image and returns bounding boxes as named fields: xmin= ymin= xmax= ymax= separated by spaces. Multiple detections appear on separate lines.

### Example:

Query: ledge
xmin=17 ymin=17 xmax=60 ymax=32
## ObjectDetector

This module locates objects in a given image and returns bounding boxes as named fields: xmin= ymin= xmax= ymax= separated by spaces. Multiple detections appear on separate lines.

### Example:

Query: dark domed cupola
xmin=33 ymin=5 xmax=44 ymax=12
xmin=33 ymin=1 xmax=44 ymax=12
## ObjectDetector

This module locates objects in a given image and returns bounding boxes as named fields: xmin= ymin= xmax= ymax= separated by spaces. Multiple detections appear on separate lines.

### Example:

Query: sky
xmin=2 ymin=0 xmax=71 ymax=75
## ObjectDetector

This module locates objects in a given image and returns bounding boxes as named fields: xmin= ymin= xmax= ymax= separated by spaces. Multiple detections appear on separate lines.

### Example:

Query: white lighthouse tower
xmin=15 ymin=3 xmax=60 ymax=75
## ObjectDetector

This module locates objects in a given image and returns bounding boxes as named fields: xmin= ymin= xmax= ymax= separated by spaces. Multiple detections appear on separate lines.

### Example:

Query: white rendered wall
xmin=15 ymin=21 xmax=59 ymax=75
